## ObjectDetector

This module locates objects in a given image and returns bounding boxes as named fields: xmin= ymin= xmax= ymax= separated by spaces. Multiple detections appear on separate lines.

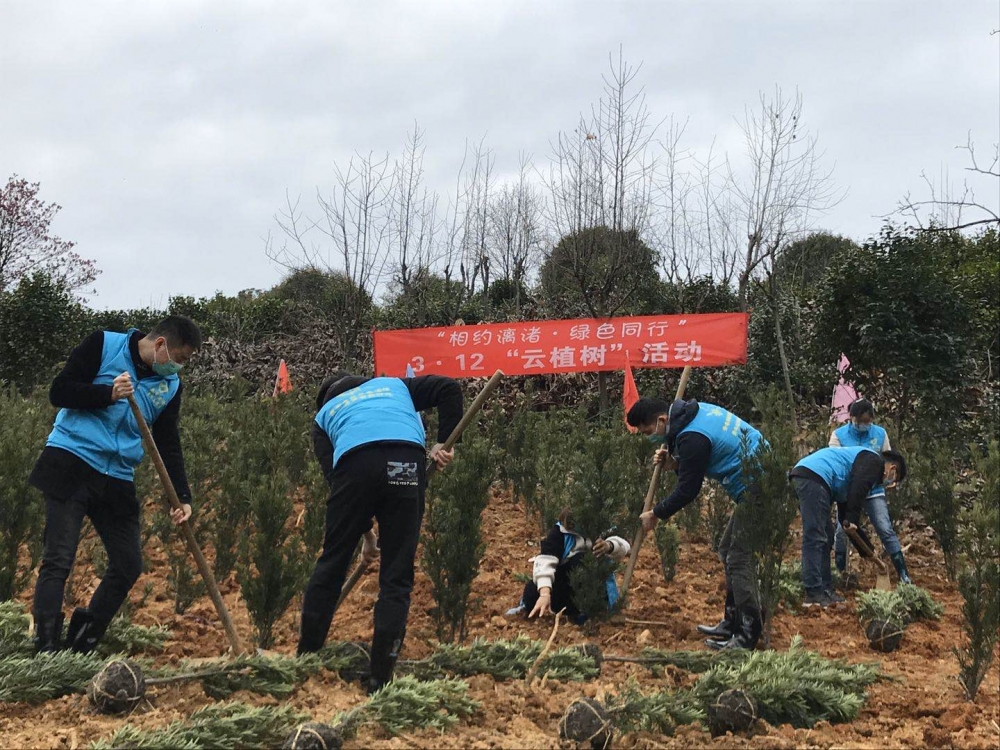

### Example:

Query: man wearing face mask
xmin=828 ymin=399 xmax=910 ymax=583
xmin=627 ymin=397 xmax=767 ymax=651
xmin=28 ymin=316 xmax=201 ymax=655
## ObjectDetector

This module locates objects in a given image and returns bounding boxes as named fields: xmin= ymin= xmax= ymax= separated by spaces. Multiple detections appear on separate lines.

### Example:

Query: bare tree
xmin=722 ymin=89 xmax=842 ymax=426
xmin=655 ymin=116 xmax=695 ymax=284
xmin=265 ymin=151 xmax=397 ymax=365
xmin=544 ymin=50 xmax=660 ymax=318
xmin=727 ymin=88 xmax=841 ymax=312
xmin=543 ymin=50 xmax=662 ymax=410
xmin=392 ymin=123 xmax=438 ymax=290
xmin=487 ymin=154 xmax=545 ymax=311
xmin=889 ymin=133 xmax=1000 ymax=232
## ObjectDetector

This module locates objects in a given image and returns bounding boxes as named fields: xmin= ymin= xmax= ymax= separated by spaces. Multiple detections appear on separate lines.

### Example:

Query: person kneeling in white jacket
xmin=507 ymin=511 xmax=630 ymax=624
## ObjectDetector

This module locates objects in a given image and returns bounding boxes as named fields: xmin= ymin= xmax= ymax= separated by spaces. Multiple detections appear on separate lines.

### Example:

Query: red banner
xmin=374 ymin=313 xmax=748 ymax=378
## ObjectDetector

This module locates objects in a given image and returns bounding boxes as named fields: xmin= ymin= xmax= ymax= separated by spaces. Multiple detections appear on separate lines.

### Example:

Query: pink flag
xmin=831 ymin=354 xmax=858 ymax=423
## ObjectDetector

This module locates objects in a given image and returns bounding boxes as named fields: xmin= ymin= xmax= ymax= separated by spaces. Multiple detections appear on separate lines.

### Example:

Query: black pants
xmin=301 ymin=444 xmax=426 ymax=638
xmin=717 ymin=508 xmax=760 ymax=613
xmin=33 ymin=483 xmax=143 ymax=625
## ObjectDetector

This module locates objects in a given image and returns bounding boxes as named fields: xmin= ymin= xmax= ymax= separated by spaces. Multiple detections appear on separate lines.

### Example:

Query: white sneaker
xmin=505 ymin=605 xmax=526 ymax=616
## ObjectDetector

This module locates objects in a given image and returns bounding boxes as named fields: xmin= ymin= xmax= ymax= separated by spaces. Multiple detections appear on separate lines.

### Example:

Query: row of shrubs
xmin=1 ymin=378 xmax=997 ymax=697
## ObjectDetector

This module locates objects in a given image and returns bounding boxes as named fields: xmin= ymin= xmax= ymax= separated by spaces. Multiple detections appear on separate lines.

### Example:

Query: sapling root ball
xmin=559 ymin=696 xmax=614 ymax=749
xmin=87 ymin=658 xmax=146 ymax=714
xmin=708 ymin=688 xmax=758 ymax=736
xmin=282 ymin=722 xmax=344 ymax=750
xmin=866 ymin=619 xmax=904 ymax=653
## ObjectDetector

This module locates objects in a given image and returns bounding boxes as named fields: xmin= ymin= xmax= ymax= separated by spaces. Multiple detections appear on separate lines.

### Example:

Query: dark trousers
xmin=717 ymin=507 xmax=760 ymax=613
xmin=793 ymin=477 xmax=835 ymax=595
xmin=33 ymin=484 xmax=143 ymax=625
xmin=301 ymin=444 xmax=426 ymax=638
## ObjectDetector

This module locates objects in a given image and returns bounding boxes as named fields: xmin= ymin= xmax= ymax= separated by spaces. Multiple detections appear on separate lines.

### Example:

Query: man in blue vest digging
xmin=29 ymin=316 xmax=202 ymax=654
xmin=828 ymin=398 xmax=911 ymax=584
xmin=789 ymin=446 xmax=907 ymax=608
xmin=298 ymin=372 xmax=463 ymax=694
xmin=628 ymin=397 xmax=767 ymax=651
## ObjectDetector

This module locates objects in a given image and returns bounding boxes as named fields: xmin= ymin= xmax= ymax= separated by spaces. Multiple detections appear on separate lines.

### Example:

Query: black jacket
xmin=29 ymin=330 xmax=192 ymax=503
xmin=654 ymin=399 xmax=714 ymax=520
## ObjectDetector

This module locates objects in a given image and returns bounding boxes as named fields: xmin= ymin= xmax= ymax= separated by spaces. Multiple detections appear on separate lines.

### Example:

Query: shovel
xmin=843 ymin=522 xmax=891 ymax=590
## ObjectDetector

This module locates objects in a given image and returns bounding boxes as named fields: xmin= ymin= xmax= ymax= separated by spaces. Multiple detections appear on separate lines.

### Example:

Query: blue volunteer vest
xmin=315 ymin=377 xmax=426 ymax=467
xmin=46 ymin=330 xmax=180 ymax=481
xmin=834 ymin=423 xmax=888 ymax=497
xmin=794 ymin=446 xmax=878 ymax=502
xmin=678 ymin=402 xmax=764 ymax=500
xmin=834 ymin=423 xmax=887 ymax=452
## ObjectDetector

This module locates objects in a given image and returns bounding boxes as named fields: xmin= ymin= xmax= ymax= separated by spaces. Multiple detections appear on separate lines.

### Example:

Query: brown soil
xmin=3 ymin=489 xmax=998 ymax=749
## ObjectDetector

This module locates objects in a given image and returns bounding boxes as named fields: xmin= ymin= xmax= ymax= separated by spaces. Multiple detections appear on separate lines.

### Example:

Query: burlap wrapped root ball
xmin=559 ymin=697 xmax=614 ymax=749
xmin=866 ymin=619 xmax=905 ymax=653
xmin=282 ymin=722 xmax=344 ymax=750
xmin=707 ymin=688 xmax=758 ymax=736
xmin=87 ymin=659 xmax=146 ymax=714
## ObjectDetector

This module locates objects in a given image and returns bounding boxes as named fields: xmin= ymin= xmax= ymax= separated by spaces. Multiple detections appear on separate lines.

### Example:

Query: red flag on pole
xmin=273 ymin=359 xmax=293 ymax=397
xmin=623 ymin=353 xmax=639 ymax=433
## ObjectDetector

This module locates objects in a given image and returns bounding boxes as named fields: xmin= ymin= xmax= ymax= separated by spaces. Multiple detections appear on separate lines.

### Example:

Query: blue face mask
xmin=647 ymin=434 xmax=667 ymax=445
xmin=852 ymin=423 xmax=870 ymax=437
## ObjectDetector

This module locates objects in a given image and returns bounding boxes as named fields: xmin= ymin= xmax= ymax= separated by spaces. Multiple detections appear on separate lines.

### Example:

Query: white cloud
xmin=2 ymin=0 xmax=997 ymax=308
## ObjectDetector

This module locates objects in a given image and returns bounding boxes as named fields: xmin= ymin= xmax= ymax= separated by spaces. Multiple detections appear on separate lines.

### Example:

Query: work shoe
xmin=65 ymin=608 xmax=109 ymax=654
xmin=706 ymin=606 xmax=762 ymax=651
xmin=803 ymin=590 xmax=842 ymax=609
xmin=32 ymin=612 xmax=64 ymax=655
xmin=825 ymin=589 xmax=846 ymax=604
xmin=890 ymin=552 xmax=912 ymax=585
xmin=697 ymin=588 xmax=736 ymax=641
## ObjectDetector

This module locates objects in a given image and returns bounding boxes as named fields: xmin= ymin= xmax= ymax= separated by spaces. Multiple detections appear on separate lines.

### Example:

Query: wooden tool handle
xmin=619 ymin=365 xmax=693 ymax=601
xmin=127 ymin=395 xmax=247 ymax=655
xmin=426 ymin=369 xmax=505 ymax=476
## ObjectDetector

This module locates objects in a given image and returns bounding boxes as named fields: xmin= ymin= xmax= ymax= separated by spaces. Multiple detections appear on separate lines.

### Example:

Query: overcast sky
xmin=2 ymin=1 xmax=997 ymax=310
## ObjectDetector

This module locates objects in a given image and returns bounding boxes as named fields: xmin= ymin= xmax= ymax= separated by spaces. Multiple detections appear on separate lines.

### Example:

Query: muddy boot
xmin=706 ymin=606 xmax=762 ymax=651
xmin=297 ymin=610 xmax=334 ymax=655
xmin=890 ymin=551 xmax=912 ymax=585
xmin=697 ymin=589 xmax=735 ymax=641
xmin=65 ymin=608 xmax=108 ymax=654
xmin=32 ymin=612 xmax=64 ymax=655
xmin=367 ymin=629 xmax=403 ymax=695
